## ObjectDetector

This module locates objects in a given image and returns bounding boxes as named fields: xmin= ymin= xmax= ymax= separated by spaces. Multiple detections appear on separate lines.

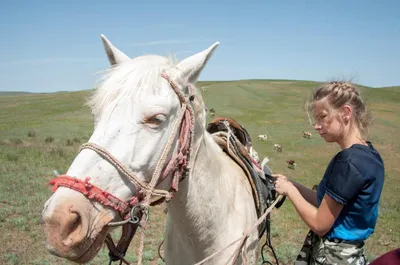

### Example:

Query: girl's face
xmin=313 ymin=101 xmax=344 ymax=143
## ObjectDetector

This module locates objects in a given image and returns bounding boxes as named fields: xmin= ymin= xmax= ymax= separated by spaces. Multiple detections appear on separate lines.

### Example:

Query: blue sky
xmin=1 ymin=1 xmax=399 ymax=92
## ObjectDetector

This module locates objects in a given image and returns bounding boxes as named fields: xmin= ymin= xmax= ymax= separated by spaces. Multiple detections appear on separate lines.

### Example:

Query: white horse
xmin=41 ymin=34 xmax=260 ymax=264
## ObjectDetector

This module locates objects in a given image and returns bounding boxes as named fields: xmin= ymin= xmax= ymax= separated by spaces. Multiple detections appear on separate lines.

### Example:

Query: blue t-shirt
xmin=317 ymin=141 xmax=385 ymax=241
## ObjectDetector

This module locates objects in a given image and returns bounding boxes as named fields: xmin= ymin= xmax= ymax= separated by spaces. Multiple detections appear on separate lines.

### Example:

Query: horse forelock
xmin=86 ymin=54 xmax=178 ymax=118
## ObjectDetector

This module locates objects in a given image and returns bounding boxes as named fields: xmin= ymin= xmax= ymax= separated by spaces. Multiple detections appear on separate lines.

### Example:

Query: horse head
xmin=41 ymin=34 xmax=218 ymax=263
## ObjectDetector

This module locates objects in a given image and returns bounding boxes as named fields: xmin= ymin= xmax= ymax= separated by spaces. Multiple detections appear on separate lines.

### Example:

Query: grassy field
xmin=0 ymin=80 xmax=399 ymax=265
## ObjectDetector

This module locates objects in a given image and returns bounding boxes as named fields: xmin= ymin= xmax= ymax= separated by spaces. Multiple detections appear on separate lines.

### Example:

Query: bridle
xmin=48 ymin=72 xmax=197 ymax=264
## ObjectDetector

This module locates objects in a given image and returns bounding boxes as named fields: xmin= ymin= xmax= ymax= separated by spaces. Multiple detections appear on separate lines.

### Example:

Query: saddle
xmin=206 ymin=116 xmax=253 ymax=150
xmin=206 ymin=117 xmax=281 ymax=238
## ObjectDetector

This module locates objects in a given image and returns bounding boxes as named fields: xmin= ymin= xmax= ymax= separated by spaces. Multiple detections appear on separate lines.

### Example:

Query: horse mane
xmin=86 ymin=54 xmax=179 ymax=118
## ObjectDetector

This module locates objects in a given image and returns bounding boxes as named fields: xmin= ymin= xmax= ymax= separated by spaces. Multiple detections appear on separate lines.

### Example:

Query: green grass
xmin=0 ymin=80 xmax=399 ymax=264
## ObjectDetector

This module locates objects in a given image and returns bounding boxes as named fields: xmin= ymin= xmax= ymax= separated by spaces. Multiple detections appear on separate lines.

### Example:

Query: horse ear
xmin=100 ymin=34 xmax=130 ymax=66
xmin=176 ymin=42 xmax=219 ymax=83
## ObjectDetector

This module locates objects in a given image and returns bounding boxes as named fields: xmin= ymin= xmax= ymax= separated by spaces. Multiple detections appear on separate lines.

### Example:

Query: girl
xmin=273 ymin=81 xmax=385 ymax=264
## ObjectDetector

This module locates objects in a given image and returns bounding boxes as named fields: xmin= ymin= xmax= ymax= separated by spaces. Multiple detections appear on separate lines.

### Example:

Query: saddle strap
xmin=211 ymin=132 xmax=261 ymax=213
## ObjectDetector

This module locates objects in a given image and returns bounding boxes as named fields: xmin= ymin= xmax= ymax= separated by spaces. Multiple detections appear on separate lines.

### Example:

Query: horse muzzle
xmin=41 ymin=192 xmax=113 ymax=263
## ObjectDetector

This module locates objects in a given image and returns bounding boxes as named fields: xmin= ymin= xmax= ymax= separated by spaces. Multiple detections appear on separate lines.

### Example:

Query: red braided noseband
xmin=49 ymin=175 xmax=140 ymax=214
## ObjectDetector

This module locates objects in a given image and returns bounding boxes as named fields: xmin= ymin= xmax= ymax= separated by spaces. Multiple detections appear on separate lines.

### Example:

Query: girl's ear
xmin=341 ymin=104 xmax=352 ymax=122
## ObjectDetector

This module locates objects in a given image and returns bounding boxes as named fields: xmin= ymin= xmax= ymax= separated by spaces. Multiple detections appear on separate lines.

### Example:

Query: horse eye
xmin=145 ymin=114 xmax=166 ymax=128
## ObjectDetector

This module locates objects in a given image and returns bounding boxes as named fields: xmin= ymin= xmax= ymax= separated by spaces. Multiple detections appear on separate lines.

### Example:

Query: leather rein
xmin=48 ymin=73 xmax=196 ymax=264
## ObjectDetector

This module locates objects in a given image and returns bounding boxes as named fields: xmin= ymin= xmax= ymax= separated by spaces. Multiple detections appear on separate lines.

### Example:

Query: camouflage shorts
xmin=295 ymin=230 xmax=368 ymax=265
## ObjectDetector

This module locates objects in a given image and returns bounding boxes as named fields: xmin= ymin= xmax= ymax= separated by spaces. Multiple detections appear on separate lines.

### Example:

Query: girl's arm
xmin=287 ymin=185 xmax=343 ymax=236
xmin=290 ymin=180 xmax=318 ymax=207
xmin=273 ymin=174 xmax=343 ymax=236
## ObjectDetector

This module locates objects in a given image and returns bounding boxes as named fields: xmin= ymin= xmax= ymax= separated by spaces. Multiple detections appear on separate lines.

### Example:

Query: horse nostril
xmin=69 ymin=212 xmax=81 ymax=233
xmin=61 ymin=210 xmax=84 ymax=247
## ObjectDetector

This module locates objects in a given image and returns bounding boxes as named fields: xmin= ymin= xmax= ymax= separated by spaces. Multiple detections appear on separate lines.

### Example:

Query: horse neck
xmin=164 ymin=130 xmax=259 ymax=264
xmin=167 ymin=130 xmax=243 ymax=228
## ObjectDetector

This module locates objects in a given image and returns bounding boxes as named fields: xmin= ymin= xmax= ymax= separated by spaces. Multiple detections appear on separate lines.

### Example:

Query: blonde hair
xmin=305 ymin=81 xmax=373 ymax=139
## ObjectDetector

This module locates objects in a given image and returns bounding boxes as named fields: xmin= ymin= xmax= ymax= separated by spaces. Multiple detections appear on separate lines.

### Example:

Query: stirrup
xmin=260 ymin=157 xmax=286 ymax=209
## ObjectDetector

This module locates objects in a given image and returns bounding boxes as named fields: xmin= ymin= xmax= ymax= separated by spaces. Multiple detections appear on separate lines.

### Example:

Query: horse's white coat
xmin=41 ymin=34 xmax=259 ymax=264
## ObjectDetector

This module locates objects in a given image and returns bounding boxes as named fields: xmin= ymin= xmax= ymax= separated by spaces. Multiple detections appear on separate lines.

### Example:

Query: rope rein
xmin=193 ymin=195 xmax=283 ymax=265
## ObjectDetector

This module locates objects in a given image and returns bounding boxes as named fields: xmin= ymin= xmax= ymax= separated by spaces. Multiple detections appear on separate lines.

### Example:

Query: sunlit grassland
xmin=1 ymin=80 xmax=398 ymax=264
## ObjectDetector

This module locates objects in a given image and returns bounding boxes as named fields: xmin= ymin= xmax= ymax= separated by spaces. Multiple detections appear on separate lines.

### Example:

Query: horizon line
xmin=1 ymin=78 xmax=398 ymax=94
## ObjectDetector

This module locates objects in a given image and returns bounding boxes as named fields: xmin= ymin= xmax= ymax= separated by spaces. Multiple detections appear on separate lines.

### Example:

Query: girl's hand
xmin=272 ymin=174 xmax=294 ymax=196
